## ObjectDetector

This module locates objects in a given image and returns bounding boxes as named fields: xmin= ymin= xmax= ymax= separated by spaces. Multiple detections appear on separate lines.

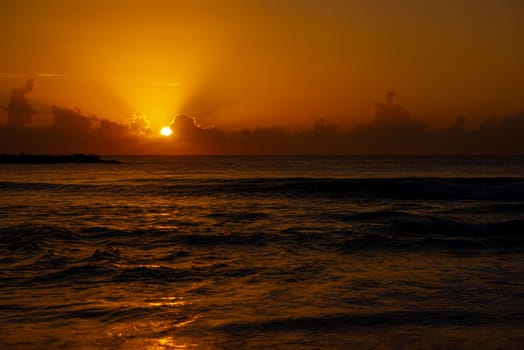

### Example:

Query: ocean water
xmin=1 ymin=156 xmax=524 ymax=349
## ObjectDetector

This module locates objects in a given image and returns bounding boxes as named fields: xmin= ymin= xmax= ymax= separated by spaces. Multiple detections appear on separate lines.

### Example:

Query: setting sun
xmin=160 ymin=126 xmax=173 ymax=137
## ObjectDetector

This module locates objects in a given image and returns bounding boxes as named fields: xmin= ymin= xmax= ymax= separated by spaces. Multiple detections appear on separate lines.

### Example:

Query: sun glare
xmin=160 ymin=126 xmax=173 ymax=137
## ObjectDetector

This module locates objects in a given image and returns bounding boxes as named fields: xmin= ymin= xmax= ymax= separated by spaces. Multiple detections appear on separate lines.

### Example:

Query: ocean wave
xmin=0 ymin=180 xmax=94 ymax=192
xmin=337 ymin=235 xmax=495 ymax=252
xmin=226 ymin=177 xmax=524 ymax=200
xmin=2 ymin=218 xmax=523 ymax=262
xmin=386 ymin=217 xmax=524 ymax=237
xmin=153 ymin=176 xmax=524 ymax=200
xmin=3 ymin=177 xmax=524 ymax=199
xmin=0 ymin=300 xmax=187 ymax=326
xmin=213 ymin=310 xmax=524 ymax=333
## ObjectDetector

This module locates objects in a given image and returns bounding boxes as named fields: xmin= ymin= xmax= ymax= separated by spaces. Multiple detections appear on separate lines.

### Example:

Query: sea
xmin=1 ymin=156 xmax=524 ymax=349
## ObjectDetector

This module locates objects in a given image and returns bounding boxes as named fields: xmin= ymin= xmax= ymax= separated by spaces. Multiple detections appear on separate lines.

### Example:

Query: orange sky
xmin=1 ymin=0 xmax=523 ymax=132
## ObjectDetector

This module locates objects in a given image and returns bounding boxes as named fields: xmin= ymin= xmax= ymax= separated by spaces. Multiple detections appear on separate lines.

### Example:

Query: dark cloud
xmin=5 ymin=79 xmax=34 ymax=127
xmin=342 ymin=97 xmax=524 ymax=155
xmin=370 ymin=92 xmax=426 ymax=130
xmin=170 ymin=114 xmax=222 ymax=139
xmin=126 ymin=112 xmax=152 ymax=136
xmin=52 ymin=106 xmax=93 ymax=131
xmin=168 ymin=94 xmax=524 ymax=155
xmin=1 ymin=81 xmax=524 ymax=155
xmin=0 ymin=84 xmax=156 ymax=154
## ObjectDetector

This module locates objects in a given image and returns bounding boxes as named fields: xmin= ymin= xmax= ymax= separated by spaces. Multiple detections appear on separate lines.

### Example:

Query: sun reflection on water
xmin=143 ymin=335 xmax=203 ymax=350
xmin=146 ymin=296 xmax=187 ymax=308
xmin=90 ymin=288 xmax=205 ymax=349
xmin=151 ymin=336 xmax=187 ymax=349
xmin=102 ymin=315 xmax=203 ymax=350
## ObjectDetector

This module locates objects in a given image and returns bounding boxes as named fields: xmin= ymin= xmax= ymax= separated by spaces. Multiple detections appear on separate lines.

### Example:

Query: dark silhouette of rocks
xmin=0 ymin=153 xmax=120 ymax=164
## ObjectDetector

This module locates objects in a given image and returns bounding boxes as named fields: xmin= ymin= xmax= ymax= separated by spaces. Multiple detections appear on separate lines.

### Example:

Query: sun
xmin=160 ymin=126 xmax=173 ymax=137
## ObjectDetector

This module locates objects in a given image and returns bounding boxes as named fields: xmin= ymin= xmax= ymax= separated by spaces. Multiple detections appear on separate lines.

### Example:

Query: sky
xmin=1 ymin=0 xmax=524 ymax=154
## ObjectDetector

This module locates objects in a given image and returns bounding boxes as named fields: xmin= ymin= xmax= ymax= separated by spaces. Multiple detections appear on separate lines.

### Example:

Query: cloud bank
xmin=1 ymin=81 xmax=524 ymax=155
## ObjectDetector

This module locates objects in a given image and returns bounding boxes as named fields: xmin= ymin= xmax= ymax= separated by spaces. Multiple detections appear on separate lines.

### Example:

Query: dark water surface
xmin=1 ymin=156 xmax=524 ymax=349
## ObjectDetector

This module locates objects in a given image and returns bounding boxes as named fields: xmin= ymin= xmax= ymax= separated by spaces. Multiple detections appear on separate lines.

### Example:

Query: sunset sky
xmin=1 ymin=0 xmax=523 ymax=132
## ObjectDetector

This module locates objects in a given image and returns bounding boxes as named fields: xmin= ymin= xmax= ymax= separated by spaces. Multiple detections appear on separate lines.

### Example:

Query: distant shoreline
xmin=0 ymin=153 xmax=120 ymax=164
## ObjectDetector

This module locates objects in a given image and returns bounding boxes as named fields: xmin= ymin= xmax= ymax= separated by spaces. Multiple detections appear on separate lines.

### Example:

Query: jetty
xmin=0 ymin=153 xmax=120 ymax=164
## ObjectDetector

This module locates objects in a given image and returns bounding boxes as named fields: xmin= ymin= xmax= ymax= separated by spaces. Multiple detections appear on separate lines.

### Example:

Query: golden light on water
xmin=160 ymin=126 xmax=173 ymax=137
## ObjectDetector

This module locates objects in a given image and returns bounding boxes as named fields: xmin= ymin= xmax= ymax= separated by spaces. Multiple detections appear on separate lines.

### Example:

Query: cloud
xmin=0 ymin=81 xmax=154 ymax=154
xmin=169 ymin=114 xmax=224 ymax=143
xmin=0 ymin=73 xmax=20 ymax=79
xmin=151 ymin=82 xmax=180 ymax=87
xmin=126 ymin=112 xmax=152 ymax=136
xmin=1 ymin=73 xmax=64 ymax=79
xmin=36 ymin=73 xmax=64 ymax=78
xmin=341 ymin=95 xmax=524 ymax=155
xmin=52 ymin=106 xmax=93 ymax=131
xmin=5 ymin=79 xmax=35 ymax=127
xmin=4 ymin=106 xmax=153 ymax=154
xmin=1 ymin=80 xmax=524 ymax=155
xmin=165 ymin=94 xmax=524 ymax=155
